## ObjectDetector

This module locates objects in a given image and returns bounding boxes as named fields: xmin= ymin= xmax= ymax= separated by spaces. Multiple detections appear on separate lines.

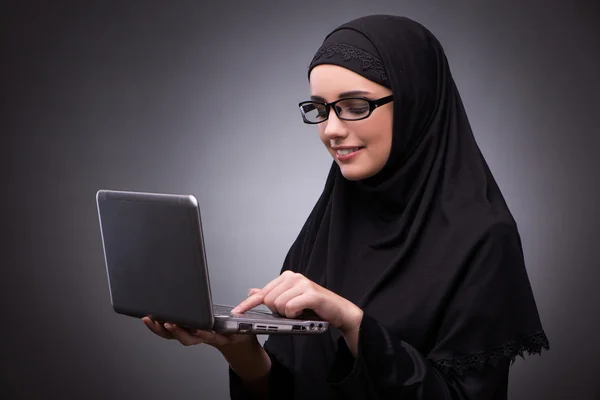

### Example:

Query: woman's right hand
xmin=141 ymin=317 xmax=255 ymax=352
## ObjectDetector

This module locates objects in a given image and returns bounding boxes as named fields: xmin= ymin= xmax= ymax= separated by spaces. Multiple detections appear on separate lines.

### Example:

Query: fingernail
xmin=164 ymin=323 xmax=172 ymax=329
xmin=231 ymin=307 xmax=240 ymax=313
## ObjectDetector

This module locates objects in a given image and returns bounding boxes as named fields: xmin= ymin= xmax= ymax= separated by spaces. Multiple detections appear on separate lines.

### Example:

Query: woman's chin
xmin=339 ymin=165 xmax=375 ymax=181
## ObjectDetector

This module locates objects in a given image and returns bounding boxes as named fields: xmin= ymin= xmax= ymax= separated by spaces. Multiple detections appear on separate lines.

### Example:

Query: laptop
xmin=96 ymin=189 xmax=328 ymax=335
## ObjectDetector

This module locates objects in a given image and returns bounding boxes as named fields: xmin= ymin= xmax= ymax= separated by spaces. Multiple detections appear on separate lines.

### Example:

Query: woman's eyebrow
xmin=338 ymin=90 xmax=371 ymax=98
xmin=310 ymin=90 xmax=372 ymax=102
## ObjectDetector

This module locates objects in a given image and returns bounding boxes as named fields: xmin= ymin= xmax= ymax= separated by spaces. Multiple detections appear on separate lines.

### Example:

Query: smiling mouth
xmin=335 ymin=147 xmax=363 ymax=156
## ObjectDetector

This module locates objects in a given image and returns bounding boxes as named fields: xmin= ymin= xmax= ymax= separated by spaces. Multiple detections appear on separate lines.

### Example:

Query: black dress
xmin=228 ymin=14 xmax=549 ymax=399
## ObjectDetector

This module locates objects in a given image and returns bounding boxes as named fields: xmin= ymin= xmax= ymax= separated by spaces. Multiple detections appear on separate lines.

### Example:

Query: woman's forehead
xmin=309 ymin=65 xmax=389 ymax=98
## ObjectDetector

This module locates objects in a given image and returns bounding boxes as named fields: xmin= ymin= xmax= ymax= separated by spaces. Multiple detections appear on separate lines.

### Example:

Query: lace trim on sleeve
xmin=310 ymin=43 xmax=388 ymax=82
xmin=433 ymin=330 xmax=550 ymax=375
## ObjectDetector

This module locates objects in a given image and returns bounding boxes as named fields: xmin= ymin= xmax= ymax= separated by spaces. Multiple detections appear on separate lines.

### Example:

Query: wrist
xmin=219 ymin=335 xmax=260 ymax=359
xmin=339 ymin=305 xmax=363 ymax=357
xmin=220 ymin=337 xmax=271 ymax=382
xmin=340 ymin=304 xmax=363 ymax=335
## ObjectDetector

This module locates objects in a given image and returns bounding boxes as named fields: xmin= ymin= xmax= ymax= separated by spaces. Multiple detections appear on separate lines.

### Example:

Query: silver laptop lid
xmin=96 ymin=189 xmax=215 ymax=330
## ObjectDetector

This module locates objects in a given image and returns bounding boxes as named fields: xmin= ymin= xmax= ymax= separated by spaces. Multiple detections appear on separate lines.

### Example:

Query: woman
xmin=143 ymin=15 xmax=549 ymax=399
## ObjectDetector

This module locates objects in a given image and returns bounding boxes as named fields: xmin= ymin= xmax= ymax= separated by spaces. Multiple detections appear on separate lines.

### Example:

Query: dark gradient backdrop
xmin=3 ymin=1 xmax=599 ymax=399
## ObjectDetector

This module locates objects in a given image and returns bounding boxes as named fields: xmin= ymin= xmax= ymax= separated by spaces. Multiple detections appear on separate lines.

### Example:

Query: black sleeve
xmin=326 ymin=222 xmax=550 ymax=399
xmin=229 ymin=350 xmax=294 ymax=400
xmin=327 ymin=313 xmax=511 ymax=399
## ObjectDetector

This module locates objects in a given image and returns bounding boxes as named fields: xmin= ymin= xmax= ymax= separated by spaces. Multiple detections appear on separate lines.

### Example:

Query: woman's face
xmin=309 ymin=64 xmax=394 ymax=181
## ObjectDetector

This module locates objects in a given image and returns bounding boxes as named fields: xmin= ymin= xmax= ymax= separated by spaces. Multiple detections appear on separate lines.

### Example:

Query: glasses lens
xmin=300 ymin=102 xmax=327 ymax=123
xmin=335 ymin=99 xmax=370 ymax=120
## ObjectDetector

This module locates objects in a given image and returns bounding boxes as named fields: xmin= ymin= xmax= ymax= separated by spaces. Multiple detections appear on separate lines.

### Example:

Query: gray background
xmin=3 ymin=1 xmax=599 ymax=399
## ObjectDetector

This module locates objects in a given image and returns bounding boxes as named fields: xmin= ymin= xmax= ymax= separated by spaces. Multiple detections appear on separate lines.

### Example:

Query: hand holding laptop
xmin=96 ymin=190 xmax=330 ymax=388
xmin=142 ymin=316 xmax=251 ymax=347
xmin=96 ymin=190 xmax=328 ymax=335
xmin=140 ymin=288 xmax=260 ymax=349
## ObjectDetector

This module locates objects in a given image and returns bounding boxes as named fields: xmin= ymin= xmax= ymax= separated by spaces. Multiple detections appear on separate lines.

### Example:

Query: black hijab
xmin=264 ymin=14 xmax=548 ymax=392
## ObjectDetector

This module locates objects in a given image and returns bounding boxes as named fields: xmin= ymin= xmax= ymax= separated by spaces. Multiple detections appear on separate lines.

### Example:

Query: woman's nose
xmin=322 ymin=109 xmax=349 ymax=139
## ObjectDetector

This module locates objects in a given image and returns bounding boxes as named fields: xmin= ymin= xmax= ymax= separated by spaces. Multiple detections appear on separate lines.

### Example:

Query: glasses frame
xmin=298 ymin=95 xmax=394 ymax=124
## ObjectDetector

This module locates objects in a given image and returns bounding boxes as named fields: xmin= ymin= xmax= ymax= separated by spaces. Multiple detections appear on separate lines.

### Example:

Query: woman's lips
xmin=335 ymin=147 xmax=364 ymax=161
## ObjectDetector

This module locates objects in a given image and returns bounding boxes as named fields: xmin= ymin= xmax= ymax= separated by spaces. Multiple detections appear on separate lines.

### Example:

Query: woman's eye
xmin=348 ymin=107 xmax=369 ymax=115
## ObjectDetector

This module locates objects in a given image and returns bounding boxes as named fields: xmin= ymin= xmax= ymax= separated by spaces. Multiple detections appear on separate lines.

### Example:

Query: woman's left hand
xmin=232 ymin=271 xmax=364 ymax=353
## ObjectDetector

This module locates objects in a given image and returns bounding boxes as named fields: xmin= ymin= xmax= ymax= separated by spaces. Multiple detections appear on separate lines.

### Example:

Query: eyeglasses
xmin=298 ymin=95 xmax=393 ymax=124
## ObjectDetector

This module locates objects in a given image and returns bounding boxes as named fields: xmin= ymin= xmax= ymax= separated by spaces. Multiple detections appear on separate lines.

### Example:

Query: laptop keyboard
xmin=213 ymin=304 xmax=235 ymax=316
xmin=213 ymin=304 xmax=280 ymax=319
